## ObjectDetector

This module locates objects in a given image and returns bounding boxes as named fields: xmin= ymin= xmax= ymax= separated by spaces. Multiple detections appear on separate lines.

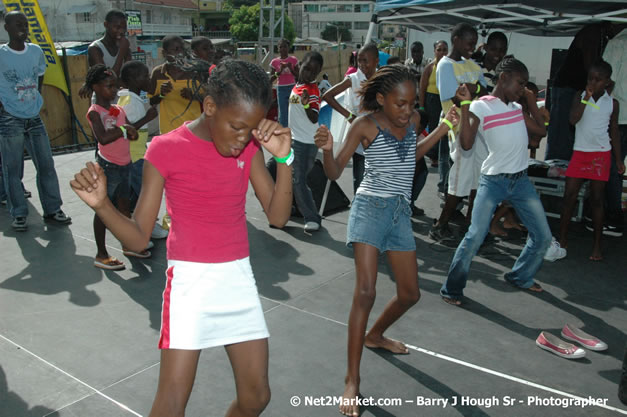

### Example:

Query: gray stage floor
xmin=1 ymin=150 xmax=625 ymax=417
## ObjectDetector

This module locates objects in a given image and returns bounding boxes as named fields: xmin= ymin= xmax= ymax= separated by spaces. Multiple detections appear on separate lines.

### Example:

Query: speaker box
xmin=266 ymin=157 xmax=351 ymax=217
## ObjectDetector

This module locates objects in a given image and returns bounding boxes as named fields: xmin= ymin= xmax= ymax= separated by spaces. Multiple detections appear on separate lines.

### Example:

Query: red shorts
xmin=565 ymin=150 xmax=611 ymax=181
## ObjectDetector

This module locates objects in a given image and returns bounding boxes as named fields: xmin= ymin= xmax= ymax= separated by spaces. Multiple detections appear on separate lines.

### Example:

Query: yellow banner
xmin=2 ymin=0 xmax=69 ymax=95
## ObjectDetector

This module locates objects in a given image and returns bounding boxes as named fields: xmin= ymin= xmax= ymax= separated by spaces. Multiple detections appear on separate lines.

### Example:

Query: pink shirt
xmin=86 ymin=104 xmax=131 ymax=166
xmin=145 ymin=123 xmax=261 ymax=263
xmin=344 ymin=66 xmax=358 ymax=77
xmin=270 ymin=56 xmax=298 ymax=86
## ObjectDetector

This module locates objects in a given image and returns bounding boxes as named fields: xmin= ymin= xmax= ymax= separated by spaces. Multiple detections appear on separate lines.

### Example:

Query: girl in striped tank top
xmin=314 ymin=65 xmax=459 ymax=417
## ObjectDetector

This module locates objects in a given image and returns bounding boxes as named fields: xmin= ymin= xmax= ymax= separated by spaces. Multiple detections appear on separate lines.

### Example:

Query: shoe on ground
xmin=43 ymin=210 xmax=72 ymax=225
xmin=11 ymin=216 xmax=27 ymax=231
xmin=304 ymin=221 xmax=320 ymax=232
xmin=535 ymin=332 xmax=585 ymax=359
xmin=584 ymin=222 xmax=624 ymax=237
xmin=23 ymin=189 xmax=32 ymax=198
xmin=544 ymin=237 xmax=566 ymax=262
xmin=151 ymin=222 xmax=169 ymax=239
xmin=429 ymin=221 xmax=454 ymax=241
xmin=411 ymin=205 xmax=425 ymax=217
xmin=561 ymin=324 xmax=608 ymax=351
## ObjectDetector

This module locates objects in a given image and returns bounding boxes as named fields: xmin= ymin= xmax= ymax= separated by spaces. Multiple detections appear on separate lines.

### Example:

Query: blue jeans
xmin=292 ymin=140 xmax=321 ymax=224
xmin=277 ymin=84 xmax=294 ymax=127
xmin=96 ymin=154 xmax=130 ymax=203
xmin=0 ymin=151 xmax=25 ymax=201
xmin=546 ymin=86 xmax=576 ymax=161
xmin=605 ymin=125 xmax=627 ymax=224
xmin=441 ymin=172 xmax=552 ymax=300
xmin=0 ymin=109 xmax=63 ymax=218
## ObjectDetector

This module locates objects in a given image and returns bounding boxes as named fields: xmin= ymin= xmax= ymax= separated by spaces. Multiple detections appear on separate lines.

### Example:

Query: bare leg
xmin=148 ymin=349 xmax=201 ymax=417
xmin=436 ymin=194 xmax=462 ymax=227
xmin=558 ymin=177 xmax=585 ymax=249
xmin=341 ymin=243 xmax=379 ymax=417
xmin=94 ymin=213 xmax=109 ymax=260
xmin=224 ymin=338 xmax=270 ymax=417
xmin=588 ymin=180 xmax=605 ymax=261
xmin=365 ymin=250 xmax=420 ymax=353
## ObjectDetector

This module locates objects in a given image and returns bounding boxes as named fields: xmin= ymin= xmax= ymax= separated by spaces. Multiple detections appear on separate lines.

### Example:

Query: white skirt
xmin=159 ymin=257 xmax=269 ymax=350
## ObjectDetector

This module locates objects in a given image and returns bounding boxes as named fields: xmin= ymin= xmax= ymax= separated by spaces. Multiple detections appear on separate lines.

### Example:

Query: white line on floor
xmin=0 ymin=334 xmax=144 ymax=417
xmin=270 ymin=302 xmax=627 ymax=415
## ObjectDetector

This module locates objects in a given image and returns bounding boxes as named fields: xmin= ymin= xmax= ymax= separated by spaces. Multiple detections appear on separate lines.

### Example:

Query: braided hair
xmin=359 ymin=65 xmax=416 ymax=113
xmin=204 ymin=59 xmax=272 ymax=110
xmin=494 ymin=55 xmax=528 ymax=80
xmin=85 ymin=64 xmax=115 ymax=89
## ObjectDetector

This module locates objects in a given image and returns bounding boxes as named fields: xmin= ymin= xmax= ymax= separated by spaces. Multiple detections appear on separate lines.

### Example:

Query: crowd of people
xmin=1 ymin=8 xmax=626 ymax=416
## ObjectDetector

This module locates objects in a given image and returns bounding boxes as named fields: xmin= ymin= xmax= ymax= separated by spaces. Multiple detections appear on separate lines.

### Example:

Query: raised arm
xmin=455 ymin=85 xmax=480 ymax=151
xmin=416 ymin=106 xmax=459 ymax=159
xmin=524 ymin=88 xmax=547 ymax=137
xmin=321 ymin=78 xmax=354 ymax=121
xmin=314 ymin=117 xmax=369 ymax=180
xmin=569 ymin=88 xmax=590 ymax=126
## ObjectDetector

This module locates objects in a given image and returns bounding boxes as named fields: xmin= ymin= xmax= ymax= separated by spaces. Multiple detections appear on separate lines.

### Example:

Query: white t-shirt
xmin=346 ymin=69 xmax=367 ymax=116
xmin=574 ymin=91 xmax=613 ymax=152
xmin=470 ymin=96 xmax=528 ymax=175
xmin=288 ymin=83 xmax=320 ymax=144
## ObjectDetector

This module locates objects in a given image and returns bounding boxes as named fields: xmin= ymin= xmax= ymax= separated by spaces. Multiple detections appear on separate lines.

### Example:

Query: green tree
xmin=229 ymin=4 xmax=296 ymax=44
xmin=320 ymin=24 xmax=352 ymax=43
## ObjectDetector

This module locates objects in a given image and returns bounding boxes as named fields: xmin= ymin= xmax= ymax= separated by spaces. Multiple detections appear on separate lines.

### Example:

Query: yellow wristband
xmin=119 ymin=125 xmax=128 ymax=140
xmin=476 ymin=84 xmax=481 ymax=94
xmin=460 ymin=100 xmax=472 ymax=106
xmin=544 ymin=122 xmax=549 ymax=126
xmin=346 ymin=112 xmax=353 ymax=120
xmin=581 ymin=99 xmax=599 ymax=110
xmin=441 ymin=118 xmax=454 ymax=130
xmin=303 ymin=103 xmax=310 ymax=109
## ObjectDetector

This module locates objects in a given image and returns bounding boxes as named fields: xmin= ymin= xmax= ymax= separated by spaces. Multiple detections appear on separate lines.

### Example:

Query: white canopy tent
xmin=366 ymin=0 xmax=627 ymax=42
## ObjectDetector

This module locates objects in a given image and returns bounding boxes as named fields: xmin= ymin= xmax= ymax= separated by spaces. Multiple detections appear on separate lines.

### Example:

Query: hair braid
xmin=494 ymin=55 xmax=528 ymax=80
xmin=85 ymin=64 xmax=115 ymax=89
xmin=204 ymin=60 xmax=271 ymax=109
xmin=359 ymin=65 xmax=415 ymax=112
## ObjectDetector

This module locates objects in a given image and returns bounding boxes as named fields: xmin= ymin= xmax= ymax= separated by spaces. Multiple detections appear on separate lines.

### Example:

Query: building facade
xmin=288 ymin=1 xmax=375 ymax=45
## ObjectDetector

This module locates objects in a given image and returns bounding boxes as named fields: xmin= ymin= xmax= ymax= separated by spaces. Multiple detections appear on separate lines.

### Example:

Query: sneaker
xmin=11 ymin=216 xmax=27 ymax=231
xmin=43 ymin=210 xmax=72 ymax=225
xmin=304 ymin=221 xmax=320 ymax=232
xmin=151 ymin=222 xmax=169 ymax=239
xmin=585 ymin=222 xmax=624 ymax=237
xmin=429 ymin=221 xmax=454 ymax=241
xmin=411 ymin=205 xmax=425 ymax=217
xmin=561 ymin=324 xmax=608 ymax=351
xmin=536 ymin=332 xmax=586 ymax=359
xmin=544 ymin=237 xmax=566 ymax=262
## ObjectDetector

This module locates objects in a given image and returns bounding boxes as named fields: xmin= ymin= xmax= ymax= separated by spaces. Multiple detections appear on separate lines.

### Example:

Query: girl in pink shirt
xmin=72 ymin=60 xmax=293 ymax=417
xmin=270 ymin=38 xmax=299 ymax=127
xmin=84 ymin=64 xmax=144 ymax=271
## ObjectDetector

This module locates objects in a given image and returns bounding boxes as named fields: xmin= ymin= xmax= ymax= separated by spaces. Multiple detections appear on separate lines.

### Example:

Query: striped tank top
xmin=357 ymin=116 xmax=417 ymax=202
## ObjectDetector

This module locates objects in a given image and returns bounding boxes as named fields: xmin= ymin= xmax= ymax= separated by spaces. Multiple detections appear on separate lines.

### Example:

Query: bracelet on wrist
xmin=544 ymin=122 xmax=549 ymax=126
xmin=303 ymin=103 xmax=310 ymax=109
xmin=119 ymin=125 xmax=128 ymax=140
xmin=441 ymin=118 xmax=454 ymax=130
xmin=418 ymin=106 xmax=425 ymax=111
xmin=580 ymin=99 xmax=599 ymax=110
xmin=475 ymin=84 xmax=481 ymax=94
xmin=274 ymin=148 xmax=294 ymax=166
xmin=346 ymin=112 xmax=353 ymax=120
xmin=460 ymin=100 xmax=472 ymax=107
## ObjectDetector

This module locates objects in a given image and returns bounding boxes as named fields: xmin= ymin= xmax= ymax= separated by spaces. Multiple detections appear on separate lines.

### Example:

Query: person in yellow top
xmin=149 ymin=35 xmax=202 ymax=134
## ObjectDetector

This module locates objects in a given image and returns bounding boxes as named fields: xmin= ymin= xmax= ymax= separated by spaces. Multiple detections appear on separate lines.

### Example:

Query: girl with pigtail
xmin=314 ymin=64 xmax=459 ymax=417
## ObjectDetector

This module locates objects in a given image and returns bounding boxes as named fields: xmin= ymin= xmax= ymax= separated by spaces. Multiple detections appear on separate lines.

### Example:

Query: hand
xmin=123 ymin=124 xmax=138 ymax=141
xmin=180 ymin=87 xmax=193 ymax=100
xmin=253 ymin=119 xmax=291 ymax=158
xmin=280 ymin=61 xmax=288 ymax=70
xmin=347 ymin=114 xmax=356 ymax=124
xmin=78 ymin=84 xmax=92 ymax=99
xmin=118 ymin=36 xmax=130 ymax=52
xmin=70 ymin=162 xmax=108 ymax=209
xmin=618 ymin=161 xmax=626 ymax=175
xmin=160 ymin=81 xmax=173 ymax=96
xmin=314 ymin=125 xmax=334 ymax=152
xmin=301 ymin=89 xmax=310 ymax=106
xmin=584 ymin=85 xmax=594 ymax=100
xmin=455 ymin=84 xmax=472 ymax=103
xmin=443 ymin=106 xmax=460 ymax=128
xmin=146 ymin=106 xmax=158 ymax=121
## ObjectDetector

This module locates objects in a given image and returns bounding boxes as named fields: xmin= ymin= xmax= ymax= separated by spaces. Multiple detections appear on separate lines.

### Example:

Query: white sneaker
xmin=304 ymin=221 xmax=320 ymax=232
xmin=544 ymin=237 xmax=566 ymax=262
xmin=151 ymin=222 xmax=169 ymax=239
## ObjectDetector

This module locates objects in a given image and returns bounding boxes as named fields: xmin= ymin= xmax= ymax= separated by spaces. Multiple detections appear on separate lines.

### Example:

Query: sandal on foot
xmin=94 ymin=257 xmax=125 ymax=270
xmin=442 ymin=296 xmax=462 ymax=306
xmin=525 ymin=283 xmax=543 ymax=293
xmin=123 ymin=249 xmax=151 ymax=259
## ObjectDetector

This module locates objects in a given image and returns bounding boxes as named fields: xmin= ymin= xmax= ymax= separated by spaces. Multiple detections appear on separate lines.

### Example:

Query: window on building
xmin=354 ymin=4 xmax=370 ymax=12
xmin=75 ymin=12 xmax=92 ymax=23
xmin=337 ymin=5 xmax=352 ymax=12
xmin=305 ymin=5 xmax=319 ymax=12
xmin=145 ymin=10 xmax=152 ymax=24
xmin=320 ymin=4 xmax=336 ymax=13
xmin=354 ymin=22 xmax=369 ymax=30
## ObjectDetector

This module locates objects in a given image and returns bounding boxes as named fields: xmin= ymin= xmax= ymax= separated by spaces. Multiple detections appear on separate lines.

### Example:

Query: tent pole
xmin=365 ymin=13 xmax=378 ymax=44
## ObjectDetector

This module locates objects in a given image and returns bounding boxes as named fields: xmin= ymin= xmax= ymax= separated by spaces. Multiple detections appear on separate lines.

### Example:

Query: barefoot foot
xmin=364 ymin=334 xmax=409 ymax=354
xmin=589 ymin=247 xmax=603 ymax=261
xmin=490 ymin=222 xmax=508 ymax=237
xmin=339 ymin=381 xmax=360 ymax=416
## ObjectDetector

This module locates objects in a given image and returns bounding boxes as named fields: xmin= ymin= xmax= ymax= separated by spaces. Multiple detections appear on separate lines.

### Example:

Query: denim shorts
xmin=347 ymin=194 xmax=416 ymax=253
xmin=96 ymin=154 xmax=131 ymax=203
